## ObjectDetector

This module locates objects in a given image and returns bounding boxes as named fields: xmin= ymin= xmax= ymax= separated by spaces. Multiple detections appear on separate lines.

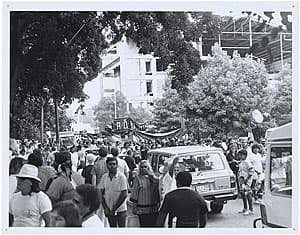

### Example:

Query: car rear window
xmin=176 ymin=152 xmax=225 ymax=172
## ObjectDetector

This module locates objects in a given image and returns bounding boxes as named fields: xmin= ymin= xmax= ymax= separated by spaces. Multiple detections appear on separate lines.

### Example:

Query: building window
xmin=146 ymin=80 xmax=153 ymax=95
xmin=145 ymin=61 xmax=152 ymax=75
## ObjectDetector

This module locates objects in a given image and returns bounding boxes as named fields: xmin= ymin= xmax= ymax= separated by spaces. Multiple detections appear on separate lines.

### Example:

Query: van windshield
xmin=177 ymin=152 xmax=225 ymax=172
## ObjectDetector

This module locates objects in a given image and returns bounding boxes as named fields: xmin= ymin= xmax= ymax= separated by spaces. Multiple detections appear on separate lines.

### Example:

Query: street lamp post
xmin=114 ymin=91 xmax=117 ymax=119
xmin=41 ymin=86 xmax=49 ymax=145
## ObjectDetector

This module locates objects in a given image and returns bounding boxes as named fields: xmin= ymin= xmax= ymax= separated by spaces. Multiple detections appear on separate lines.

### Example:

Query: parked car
xmin=147 ymin=145 xmax=238 ymax=213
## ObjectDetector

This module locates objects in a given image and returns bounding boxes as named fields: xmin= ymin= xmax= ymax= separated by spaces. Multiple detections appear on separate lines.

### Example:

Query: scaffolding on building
xmin=201 ymin=15 xmax=292 ymax=73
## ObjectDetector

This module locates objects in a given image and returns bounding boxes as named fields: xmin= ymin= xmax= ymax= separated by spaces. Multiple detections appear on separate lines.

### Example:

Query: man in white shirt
xmin=99 ymin=157 xmax=128 ymax=227
xmin=110 ymin=147 xmax=129 ymax=179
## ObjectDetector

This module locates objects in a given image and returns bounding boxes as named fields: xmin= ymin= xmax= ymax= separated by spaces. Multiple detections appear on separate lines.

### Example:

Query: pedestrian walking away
xmin=156 ymin=171 xmax=208 ymax=228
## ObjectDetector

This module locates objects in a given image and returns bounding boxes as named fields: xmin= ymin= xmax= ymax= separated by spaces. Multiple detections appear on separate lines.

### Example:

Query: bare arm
xmin=92 ymin=174 xmax=97 ymax=186
xmin=111 ymin=190 xmax=128 ymax=214
xmin=41 ymin=211 xmax=52 ymax=227
xmin=100 ymin=188 xmax=111 ymax=216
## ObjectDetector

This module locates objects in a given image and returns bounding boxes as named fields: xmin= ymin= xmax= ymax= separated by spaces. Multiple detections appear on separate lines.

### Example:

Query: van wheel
xmin=210 ymin=202 xmax=224 ymax=213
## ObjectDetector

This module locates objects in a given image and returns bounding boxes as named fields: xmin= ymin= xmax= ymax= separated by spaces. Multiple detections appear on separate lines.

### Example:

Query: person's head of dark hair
xmin=60 ymin=145 xmax=68 ymax=152
xmin=54 ymin=151 xmax=72 ymax=171
xmin=20 ymin=148 xmax=26 ymax=155
xmin=175 ymin=171 xmax=192 ymax=187
xmin=77 ymin=145 xmax=82 ymax=151
xmin=106 ymin=156 xmax=117 ymax=166
xmin=33 ymin=148 xmax=43 ymax=158
xmin=99 ymin=147 xmax=108 ymax=157
xmin=110 ymin=147 xmax=119 ymax=157
xmin=9 ymin=157 xmax=25 ymax=175
xmin=51 ymin=146 xmax=56 ymax=151
xmin=52 ymin=201 xmax=82 ymax=227
xmin=251 ymin=143 xmax=260 ymax=152
xmin=76 ymin=184 xmax=101 ymax=213
xmin=238 ymin=149 xmax=248 ymax=157
xmin=28 ymin=152 xmax=43 ymax=167
xmin=30 ymin=179 xmax=41 ymax=194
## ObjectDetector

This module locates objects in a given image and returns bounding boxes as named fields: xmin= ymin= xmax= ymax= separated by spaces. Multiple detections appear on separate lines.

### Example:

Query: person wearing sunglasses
xmin=130 ymin=160 xmax=160 ymax=227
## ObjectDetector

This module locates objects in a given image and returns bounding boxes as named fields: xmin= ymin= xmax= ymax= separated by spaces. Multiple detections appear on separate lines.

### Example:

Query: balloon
xmin=252 ymin=109 xmax=264 ymax=123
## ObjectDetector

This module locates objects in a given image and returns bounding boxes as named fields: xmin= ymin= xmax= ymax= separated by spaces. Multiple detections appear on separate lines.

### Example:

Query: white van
xmin=254 ymin=123 xmax=292 ymax=228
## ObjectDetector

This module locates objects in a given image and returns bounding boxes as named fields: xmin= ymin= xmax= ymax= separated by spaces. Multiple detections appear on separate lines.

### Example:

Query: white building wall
xmin=100 ymin=37 xmax=168 ymax=113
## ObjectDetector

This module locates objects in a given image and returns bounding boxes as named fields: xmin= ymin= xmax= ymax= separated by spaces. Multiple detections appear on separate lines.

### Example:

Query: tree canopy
xmin=101 ymin=12 xmax=226 ymax=95
xmin=152 ymin=44 xmax=276 ymax=140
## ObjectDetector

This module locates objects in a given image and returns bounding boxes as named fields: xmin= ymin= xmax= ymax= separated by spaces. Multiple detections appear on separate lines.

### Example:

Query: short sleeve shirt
xmin=239 ymin=159 xmax=255 ymax=179
xmin=9 ymin=191 xmax=52 ymax=227
xmin=91 ymin=157 xmax=108 ymax=186
xmin=117 ymin=158 xmax=129 ymax=176
xmin=99 ymin=172 xmax=128 ymax=213
xmin=46 ymin=174 xmax=76 ymax=204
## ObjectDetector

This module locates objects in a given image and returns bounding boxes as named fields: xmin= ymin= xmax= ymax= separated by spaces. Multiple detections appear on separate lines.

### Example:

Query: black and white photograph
xmin=1 ymin=1 xmax=298 ymax=233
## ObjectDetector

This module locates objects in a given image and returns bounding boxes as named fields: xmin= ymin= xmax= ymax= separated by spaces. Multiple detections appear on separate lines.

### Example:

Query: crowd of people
xmin=8 ymin=134 xmax=267 ymax=228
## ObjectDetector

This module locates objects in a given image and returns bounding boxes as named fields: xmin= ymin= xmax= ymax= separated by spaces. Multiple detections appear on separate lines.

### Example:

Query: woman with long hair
xmin=226 ymin=142 xmax=240 ymax=193
xmin=9 ymin=157 xmax=25 ymax=199
xmin=9 ymin=164 xmax=52 ymax=227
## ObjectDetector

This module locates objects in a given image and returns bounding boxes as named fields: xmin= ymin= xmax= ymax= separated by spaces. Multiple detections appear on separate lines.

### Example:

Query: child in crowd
xmin=237 ymin=149 xmax=255 ymax=215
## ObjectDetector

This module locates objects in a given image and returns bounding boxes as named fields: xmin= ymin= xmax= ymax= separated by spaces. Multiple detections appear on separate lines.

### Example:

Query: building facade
xmin=98 ymin=36 xmax=168 ymax=113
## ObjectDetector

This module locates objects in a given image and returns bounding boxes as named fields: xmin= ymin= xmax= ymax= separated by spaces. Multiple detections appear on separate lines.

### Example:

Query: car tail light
xmin=230 ymin=175 xmax=236 ymax=188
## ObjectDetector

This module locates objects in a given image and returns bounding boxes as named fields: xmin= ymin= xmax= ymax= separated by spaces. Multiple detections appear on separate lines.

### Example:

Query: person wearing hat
xmin=45 ymin=152 xmax=76 ymax=205
xmin=9 ymin=164 xmax=52 ymax=227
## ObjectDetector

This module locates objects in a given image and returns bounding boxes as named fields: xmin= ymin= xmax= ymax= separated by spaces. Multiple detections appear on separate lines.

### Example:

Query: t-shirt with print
xmin=9 ymin=191 xmax=52 ymax=227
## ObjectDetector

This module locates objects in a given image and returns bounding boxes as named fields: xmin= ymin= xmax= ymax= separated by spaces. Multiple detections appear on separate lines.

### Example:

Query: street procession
xmin=4 ymin=1 xmax=296 ymax=232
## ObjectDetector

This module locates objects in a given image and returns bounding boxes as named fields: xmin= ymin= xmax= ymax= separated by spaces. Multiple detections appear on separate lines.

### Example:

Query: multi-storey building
xmin=98 ymin=36 xmax=168 ymax=113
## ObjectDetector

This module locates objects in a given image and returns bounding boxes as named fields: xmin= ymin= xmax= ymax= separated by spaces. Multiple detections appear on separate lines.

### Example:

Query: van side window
xmin=270 ymin=147 xmax=292 ymax=196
